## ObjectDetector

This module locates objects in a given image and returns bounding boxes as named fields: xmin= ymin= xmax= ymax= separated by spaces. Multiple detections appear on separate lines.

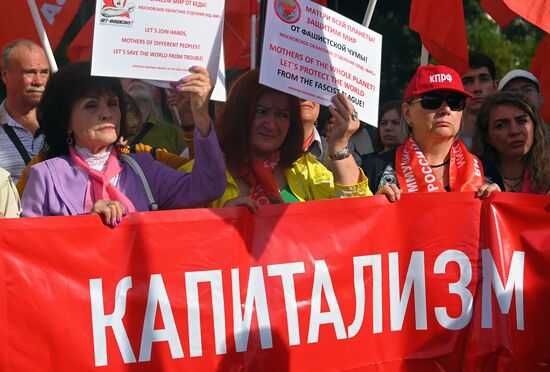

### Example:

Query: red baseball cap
xmin=403 ymin=64 xmax=473 ymax=101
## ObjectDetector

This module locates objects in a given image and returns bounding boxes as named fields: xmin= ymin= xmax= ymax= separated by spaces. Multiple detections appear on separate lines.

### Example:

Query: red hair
xmin=217 ymin=69 xmax=304 ymax=168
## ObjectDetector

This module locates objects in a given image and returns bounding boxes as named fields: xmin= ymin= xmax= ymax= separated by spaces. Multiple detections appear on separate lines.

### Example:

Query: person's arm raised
xmin=171 ymin=66 xmax=213 ymax=137
xmin=326 ymin=93 xmax=360 ymax=185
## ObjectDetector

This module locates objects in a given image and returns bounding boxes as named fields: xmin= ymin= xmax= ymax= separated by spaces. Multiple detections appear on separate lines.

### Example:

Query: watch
xmin=328 ymin=147 xmax=351 ymax=161
xmin=181 ymin=123 xmax=195 ymax=132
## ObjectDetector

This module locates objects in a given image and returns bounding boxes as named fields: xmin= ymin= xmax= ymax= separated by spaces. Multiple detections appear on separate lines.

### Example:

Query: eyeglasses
xmin=506 ymin=85 xmax=538 ymax=95
xmin=409 ymin=93 xmax=467 ymax=111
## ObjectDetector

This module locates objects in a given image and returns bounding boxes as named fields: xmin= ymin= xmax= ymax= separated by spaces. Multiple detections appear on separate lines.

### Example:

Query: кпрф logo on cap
xmin=429 ymin=74 xmax=453 ymax=83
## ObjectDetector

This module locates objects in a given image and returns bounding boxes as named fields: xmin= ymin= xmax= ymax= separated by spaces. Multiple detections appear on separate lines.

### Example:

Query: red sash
xmin=238 ymin=152 xmax=284 ymax=205
xmin=395 ymin=137 xmax=484 ymax=193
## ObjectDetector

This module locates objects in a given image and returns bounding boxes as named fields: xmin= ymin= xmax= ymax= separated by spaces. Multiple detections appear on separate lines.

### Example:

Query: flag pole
xmin=26 ymin=0 xmax=58 ymax=73
xmin=256 ymin=0 xmax=267 ymax=68
xmin=251 ymin=13 xmax=257 ymax=69
xmin=420 ymin=44 xmax=429 ymax=66
xmin=362 ymin=0 xmax=378 ymax=27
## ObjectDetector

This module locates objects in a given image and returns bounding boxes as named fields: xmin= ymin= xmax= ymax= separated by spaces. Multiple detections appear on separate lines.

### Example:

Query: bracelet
xmin=181 ymin=124 xmax=195 ymax=131
xmin=328 ymin=147 xmax=351 ymax=161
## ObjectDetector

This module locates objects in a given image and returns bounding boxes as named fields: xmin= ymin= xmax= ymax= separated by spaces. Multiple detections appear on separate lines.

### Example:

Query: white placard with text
xmin=91 ymin=0 xmax=225 ymax=100
xmin=260 ymin=0 xmax=382 ymax=125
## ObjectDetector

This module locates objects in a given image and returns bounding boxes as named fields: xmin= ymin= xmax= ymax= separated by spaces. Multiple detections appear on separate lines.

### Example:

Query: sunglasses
xmin=409 ymin=93 xmax=466 ymax=111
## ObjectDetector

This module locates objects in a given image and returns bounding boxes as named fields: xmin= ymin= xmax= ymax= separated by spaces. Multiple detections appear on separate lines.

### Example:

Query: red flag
xmin=67 ymin=17 xmax=94 ymax=63
xmin=409 ymin=0 xmax=469 ymax=75
xmin=480 ymin=0 xmax=516 ymax=28
xmin=224 ymin=13 xmax=254 ymax=69
xmin=530 ymin=34 xmax=550 ymax=124
xmin=0 ymin=0 xmax=82 ymax=51
xmin=502 ymin=0 xmax=550 ymax=33
xmin=226 ymin=0 xmax=259 ymax=15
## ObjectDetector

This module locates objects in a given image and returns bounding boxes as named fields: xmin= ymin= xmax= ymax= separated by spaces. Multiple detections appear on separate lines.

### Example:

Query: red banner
xmin=0 ymin=193 xmax=549 ymax=371
xmin=0 ymin=0 xmax=82 ymax=51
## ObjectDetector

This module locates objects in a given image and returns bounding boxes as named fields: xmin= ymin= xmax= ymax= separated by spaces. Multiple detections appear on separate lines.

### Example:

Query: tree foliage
xmin=331 ymin=0 xmax=545 ymax=104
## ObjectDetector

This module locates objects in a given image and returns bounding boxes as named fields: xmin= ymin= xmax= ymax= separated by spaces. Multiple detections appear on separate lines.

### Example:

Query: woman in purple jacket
xmin=21 ymin=62 xmax=226 ymax=226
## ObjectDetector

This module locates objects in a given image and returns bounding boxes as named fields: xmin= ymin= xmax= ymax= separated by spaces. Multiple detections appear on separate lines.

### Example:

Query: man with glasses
xmin=460 ymin=51 xmax=498 ymax=149
xmin=498 ymin=69 xmax=544 ymax=111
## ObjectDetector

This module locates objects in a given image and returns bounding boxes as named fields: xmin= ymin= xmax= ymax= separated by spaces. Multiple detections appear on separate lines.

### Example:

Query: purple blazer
xmin=21 ymin=128 xmax=226 ymax=216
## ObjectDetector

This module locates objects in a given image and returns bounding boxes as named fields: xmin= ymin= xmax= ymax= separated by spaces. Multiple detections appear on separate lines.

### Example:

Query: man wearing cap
xmin=361 ymin=64 xmax=501 ymax=199
xmin=460 ymin=51 xmax=498 ymax=149
xmin=499 ymin=69 xmax=544 ymax=111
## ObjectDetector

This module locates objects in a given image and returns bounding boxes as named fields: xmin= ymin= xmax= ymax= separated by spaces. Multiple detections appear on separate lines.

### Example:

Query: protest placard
xmin=260 ymin=0 xmax=382 ymax=125
xmin=91 ymin=0 xmax=224 ymax=90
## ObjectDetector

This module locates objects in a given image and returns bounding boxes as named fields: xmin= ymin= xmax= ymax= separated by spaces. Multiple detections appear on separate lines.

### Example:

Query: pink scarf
xmin=69 ymin=146 xmax=137 ymax=213
xmin=521 ymin=168 xmax=550 ymax=195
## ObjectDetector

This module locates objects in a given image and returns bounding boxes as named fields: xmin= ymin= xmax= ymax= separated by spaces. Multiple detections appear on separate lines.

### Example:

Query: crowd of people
xmin=0 ymin=38 xmax=548 ymax=223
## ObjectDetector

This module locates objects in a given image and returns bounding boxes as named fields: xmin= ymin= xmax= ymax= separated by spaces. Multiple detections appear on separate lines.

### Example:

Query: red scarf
xmin=69 ymin=146 xmax=137 ymax=213
xmin=239 ymin=152 xmax=283 ymax=205
xmin=396 ymin=137 xmax=484 ymax=193
xmin=303 ymin=132 xmax=314 ymax=151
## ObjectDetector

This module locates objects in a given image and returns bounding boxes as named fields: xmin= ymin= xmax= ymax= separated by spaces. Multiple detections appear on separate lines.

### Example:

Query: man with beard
xmin=460 ymin=51 xmax=498 ymax=150
xmin=121 ymin=78 xmax=187 ymax=155
xmin=0 ymin=39 xmax=49 ymax=183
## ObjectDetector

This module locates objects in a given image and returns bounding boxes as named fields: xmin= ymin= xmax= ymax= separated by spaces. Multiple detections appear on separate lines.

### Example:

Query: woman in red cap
xmin=362 ymin=64 xmax=500 ymax=200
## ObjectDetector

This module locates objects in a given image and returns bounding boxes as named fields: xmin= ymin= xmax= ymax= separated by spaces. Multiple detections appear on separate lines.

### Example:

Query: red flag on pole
xmin=480 ymin=0 xmax=516 ymax=28
xmin=67 ymin=17 xmax=93 ymax=63
xmin=224 ymin=14 xmax=254 ymax=69
xmin=224 ymin=0 xmax=259 ymax=70
xmin=530 ymin=34 xmax=550 ymax=124
xmin=0 ymin=0 xmax=82 ymax=50
xmin=409 ymin=0 xmax=469 ymax=75
xmin=502 ymin=0 xmax=550 ymax=33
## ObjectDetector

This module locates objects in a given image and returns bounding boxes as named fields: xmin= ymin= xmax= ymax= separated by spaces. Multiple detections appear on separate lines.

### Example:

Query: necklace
xmin=432 ymin=166 xmax=446 ymax=182
xmin=430 ymin=159 xmax=450 ymax=168
xmin=503 ymin=178 xmax=523 ymax=191
xmin=501 ymin=174 xmax=523 ymax=181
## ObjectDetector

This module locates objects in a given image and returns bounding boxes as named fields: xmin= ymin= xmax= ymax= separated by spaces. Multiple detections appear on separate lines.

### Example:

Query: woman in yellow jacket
xmin=181 ymin=70 xmax=394 ymax=211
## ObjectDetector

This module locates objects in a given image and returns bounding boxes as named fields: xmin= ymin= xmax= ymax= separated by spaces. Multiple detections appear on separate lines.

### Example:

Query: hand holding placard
xmin=171 ymin=66 xmax=213 ymax=136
